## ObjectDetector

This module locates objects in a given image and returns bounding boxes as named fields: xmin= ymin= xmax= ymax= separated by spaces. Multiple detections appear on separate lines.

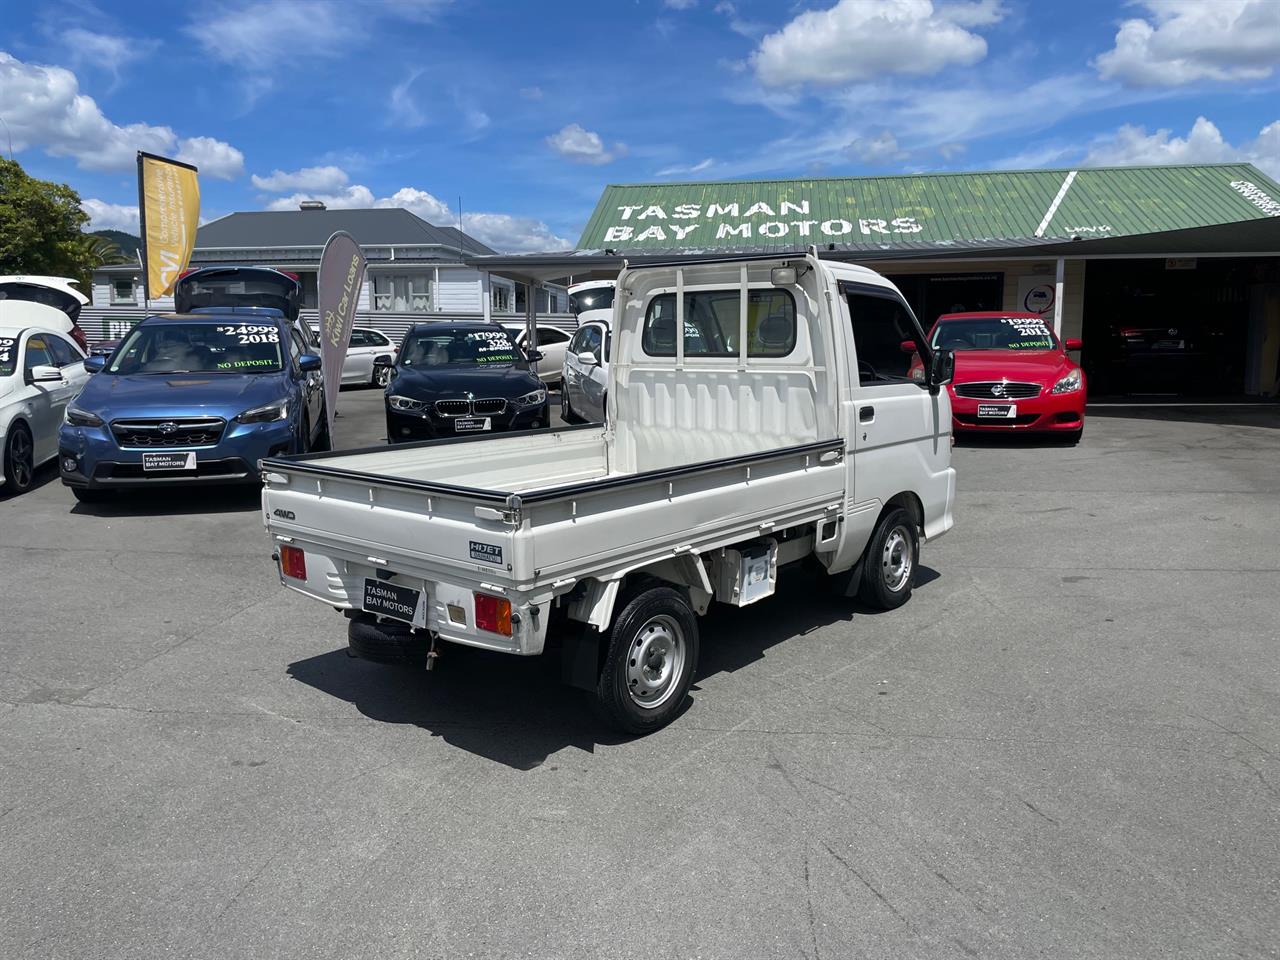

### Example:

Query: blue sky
xmin=2 ymin=0 xmax=1278 ymax=251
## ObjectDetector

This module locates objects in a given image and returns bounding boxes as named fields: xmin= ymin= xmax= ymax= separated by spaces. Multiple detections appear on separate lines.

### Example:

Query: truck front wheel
xmin=858 ymin=507 xmax=919 ymax=610
xmin=593 ymin=585 xmax=699 ymax=735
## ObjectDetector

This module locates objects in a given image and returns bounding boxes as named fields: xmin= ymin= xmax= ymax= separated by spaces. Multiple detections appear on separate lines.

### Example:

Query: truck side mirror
xmin=928 ymin=348 xmax=955 ymax=393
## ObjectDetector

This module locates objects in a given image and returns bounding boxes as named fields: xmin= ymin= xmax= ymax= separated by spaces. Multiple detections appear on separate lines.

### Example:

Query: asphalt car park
xmin=2 ymin=389 xmax=1278 ymax=959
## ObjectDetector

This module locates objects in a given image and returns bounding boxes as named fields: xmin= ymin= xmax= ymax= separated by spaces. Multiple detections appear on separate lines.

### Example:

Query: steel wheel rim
xmin=626 ymin=614 xmax=686 ymax=710
xmin=9 ymin=430 xmax=33 ymax=488
xmin=881 ymin=525 xmax=913 ymax=592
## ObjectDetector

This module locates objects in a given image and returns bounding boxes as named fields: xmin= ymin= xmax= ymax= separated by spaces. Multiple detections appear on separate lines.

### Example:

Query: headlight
xmin=388 ymin=395 xmax=428 ymax=411
xmin=65 ymin=405 xmax=104 ymax=427
xmin=236 ymin=399 xmax=289 ymax=423
xmin=1051 ymin=369 xmax=1083 ymax=394
xmin=514 ymin=387 xmax=547 ymax=407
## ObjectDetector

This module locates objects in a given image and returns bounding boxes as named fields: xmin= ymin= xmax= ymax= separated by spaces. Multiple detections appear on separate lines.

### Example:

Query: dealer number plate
xmin=977 ymin=403 xmax=1017 ymax=419
xmin=142 ymin=451 xmax=197 ymax=471
xmin=362 ymin=578 xmax=427 ymax=628
xmin=454 ymin=417 xmax=491 ymax=433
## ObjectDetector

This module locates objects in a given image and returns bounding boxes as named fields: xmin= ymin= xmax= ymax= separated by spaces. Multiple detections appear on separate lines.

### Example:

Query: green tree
xmin=0 ymin=158 xmax=102 ymax=285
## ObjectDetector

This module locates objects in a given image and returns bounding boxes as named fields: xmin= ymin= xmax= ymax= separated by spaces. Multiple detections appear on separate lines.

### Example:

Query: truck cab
xmin=261 ymin=252 xmax=955 ymax=733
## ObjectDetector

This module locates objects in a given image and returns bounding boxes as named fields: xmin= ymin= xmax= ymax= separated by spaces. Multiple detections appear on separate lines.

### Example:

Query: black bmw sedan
xmin=383 ymin=322 xmax=550 ymax=443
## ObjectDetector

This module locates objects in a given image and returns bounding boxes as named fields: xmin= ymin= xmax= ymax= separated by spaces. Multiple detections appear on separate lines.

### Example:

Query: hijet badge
xmin=469 ymin=541 xmax=504 ymax=565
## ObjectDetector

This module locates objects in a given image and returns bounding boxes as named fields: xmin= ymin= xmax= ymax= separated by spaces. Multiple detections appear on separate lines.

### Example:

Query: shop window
xmin=111 ymin=279 xmax=137 ymax=304
xmin=373 ymin=275 xmax=431 ymax=313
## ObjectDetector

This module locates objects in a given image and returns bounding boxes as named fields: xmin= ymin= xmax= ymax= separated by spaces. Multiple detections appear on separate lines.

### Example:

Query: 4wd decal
xmin=469 ymin=541 xmax=503 ymax=565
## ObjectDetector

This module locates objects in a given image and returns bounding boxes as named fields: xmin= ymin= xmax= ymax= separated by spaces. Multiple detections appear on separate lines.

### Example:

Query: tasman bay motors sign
xmin=598 ymin=199 xmax=924 ymax=245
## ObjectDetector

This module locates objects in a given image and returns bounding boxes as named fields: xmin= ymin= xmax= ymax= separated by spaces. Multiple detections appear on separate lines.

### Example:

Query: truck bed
xmin=260 ymin=425 xmax=846 ymax=616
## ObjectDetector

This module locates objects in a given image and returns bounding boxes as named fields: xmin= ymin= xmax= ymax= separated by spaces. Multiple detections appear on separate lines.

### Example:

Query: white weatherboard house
xmin=87 ymin=203 xmax=568 ymax=343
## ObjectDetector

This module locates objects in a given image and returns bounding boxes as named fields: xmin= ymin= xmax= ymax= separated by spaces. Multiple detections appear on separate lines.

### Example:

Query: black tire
xmin=3 ymin=422 xmax=35 ymax=495
xmin=348 ymin=615 xmax=424 ymax=665
xmin=857 ymin=507 xmax=919 ymax=611
xmin=71 ymin=487 xmax=108 ymax=503
xmin=313 ymin=407 xmax=332 ymax=452
xmin=561 ymin=389 xmax=579 ymax=424
xmin=592 ymin=585 xmax=699 ymax=735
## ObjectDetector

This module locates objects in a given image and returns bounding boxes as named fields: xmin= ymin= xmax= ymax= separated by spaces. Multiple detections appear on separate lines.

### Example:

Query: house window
xmin=491 ymin=285 xmax=511 ymax=313
xmin=373 ymin=274 xmax=431 ymax=313
xmin=111 ymin=279 xmax=136 ymax=305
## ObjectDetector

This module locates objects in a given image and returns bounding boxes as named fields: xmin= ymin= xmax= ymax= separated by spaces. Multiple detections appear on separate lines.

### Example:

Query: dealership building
xmin=475 ymin=162 xmax=1280 ymax=397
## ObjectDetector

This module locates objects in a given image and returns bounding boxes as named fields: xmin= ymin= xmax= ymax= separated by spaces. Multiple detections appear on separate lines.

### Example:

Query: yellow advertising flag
xmin=138 ymin=152 xmax=200 ymax=298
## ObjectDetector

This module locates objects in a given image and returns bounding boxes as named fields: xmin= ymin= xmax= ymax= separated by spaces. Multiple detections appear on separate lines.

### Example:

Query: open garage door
xmin=1081 ymin=258 xmax=1270 ymax=398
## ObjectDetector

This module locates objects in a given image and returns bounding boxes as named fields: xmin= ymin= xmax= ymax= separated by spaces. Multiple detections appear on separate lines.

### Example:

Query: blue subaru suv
xmin=59 ymin=311 xmax=327 ymax=502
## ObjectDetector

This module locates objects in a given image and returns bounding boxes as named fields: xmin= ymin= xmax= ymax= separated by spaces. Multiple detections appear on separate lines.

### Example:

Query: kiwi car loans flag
xmin=317 ymin=231 xmax=368 ymax=440
xmin=137 ymin=152 xmax=200 ymax=299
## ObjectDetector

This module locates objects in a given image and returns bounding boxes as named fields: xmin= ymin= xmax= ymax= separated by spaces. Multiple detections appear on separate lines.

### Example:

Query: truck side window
xmin=847 ymin=293 xmax=923 ymax=385
xmin=642 ymin=290 xmax=796 ymax=357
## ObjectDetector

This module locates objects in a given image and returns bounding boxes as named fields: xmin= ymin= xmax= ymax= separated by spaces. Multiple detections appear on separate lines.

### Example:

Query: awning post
xmin=481 ymin=271 xmax=491 ymax=323
xmin=1053 ymin=257 xmax=1065 ymax=337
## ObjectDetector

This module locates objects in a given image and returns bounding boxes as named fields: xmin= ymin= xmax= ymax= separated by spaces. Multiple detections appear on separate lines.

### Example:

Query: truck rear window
xmin=642 ymin=289 xmax=796 ymax=358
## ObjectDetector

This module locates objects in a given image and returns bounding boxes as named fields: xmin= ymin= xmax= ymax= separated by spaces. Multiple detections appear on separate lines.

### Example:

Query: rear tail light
xmin=70 ymin=325 xmax=89 ymax=352
xmin=280 ymin=544 xmax=307 ymax=580
xmin=474 ymin=593 xmax=512 ymax=636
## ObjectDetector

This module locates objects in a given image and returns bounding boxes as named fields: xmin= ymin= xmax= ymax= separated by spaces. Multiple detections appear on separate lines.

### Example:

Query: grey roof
xmin=194 ymin=208 xmax=497 ymax=254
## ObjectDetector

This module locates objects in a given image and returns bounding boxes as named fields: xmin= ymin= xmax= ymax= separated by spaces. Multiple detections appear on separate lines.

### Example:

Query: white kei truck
xmin=261 ymin=252 xmax=957 ymax=733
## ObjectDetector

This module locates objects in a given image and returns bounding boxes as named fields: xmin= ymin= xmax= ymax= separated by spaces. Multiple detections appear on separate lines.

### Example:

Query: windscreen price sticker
xmin=215 ymin=324 xmax=280 ymax=344
xmin=0 ymin=338 xmax=13 ymax=363
xmin=1001 ymin=318 xmax=1050 ymax=337
xmin=469 ymin=331 xmax=514 ymax=353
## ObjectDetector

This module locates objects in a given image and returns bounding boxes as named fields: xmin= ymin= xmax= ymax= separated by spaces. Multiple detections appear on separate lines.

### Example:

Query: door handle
xmin=859 ymin=405 xmax=875 ymax=422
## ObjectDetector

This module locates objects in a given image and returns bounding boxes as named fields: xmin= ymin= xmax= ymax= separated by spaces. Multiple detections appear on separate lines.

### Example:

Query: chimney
xmin=299 ymin=200 xmax=326 ymax=211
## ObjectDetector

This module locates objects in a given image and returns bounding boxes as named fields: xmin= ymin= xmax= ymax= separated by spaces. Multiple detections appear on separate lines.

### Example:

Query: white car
xmin=308 ymin=327 xmax=398 ymax=386
xmin=568 ymin=279 xmax=615 ymax=323
xmin=502 ymin=324 xmax=571 ymax=386
xmin=561 ymin=319 xmax=610 ymax=424
xmin=0 ymin=276 xmax=91 ymax=354
xmin=1 ymin=324 xmax=91 ymax=495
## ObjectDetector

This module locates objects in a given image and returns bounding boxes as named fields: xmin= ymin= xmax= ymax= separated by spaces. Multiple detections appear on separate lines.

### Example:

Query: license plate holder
xmin=362 ymin=577 xmax=427 ymax=628
xmin=977 ymin=403 xmax=1017 ymax=419
xmin=142 ymin=451 xmax=197 ymax=471
xmin=454 ymin=417 xmax=491 ymax=433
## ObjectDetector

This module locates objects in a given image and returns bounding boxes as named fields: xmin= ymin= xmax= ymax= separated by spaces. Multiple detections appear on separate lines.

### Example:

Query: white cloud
xmin=0 ymin=51 xmax=243 ymax=177
xmin=714 ymin=1 xmax=765 ymax=38
xmin=1094 ymin=0 xmax=1280 ymax=87
xmin=519 ymin=86 xmax=544 ymax=100
xmin=251 ymin=165 xmax=350 ymax=193
xmin=81 ymin=198 xmax=140 ymax=233
xmin=390 ymin=70 xmax=427 ymax=128
xmin=63 ymin=28 xmax=157 ymax=86
xmin=546 ymin=123 xmax=621 ymax=165
xmin=751 ymin=0 xmax=1004 ymax=88
xmin=262 ymin=184 xmax=566 ymax=253
xmin=655 ymin=157 xmax=715 ymax=176
xmin=664 ymin=0 xmax=697 ymax=9
xmin=460 ymin=213 xmax=571 ymax=253
xmin=176 ymin=136 xmax=245 ymax=179
xmin=373 ymin=186 xmax=454 ymax=222
xmin=939 ymin=142 xmax=967 ymax=160
xmin=847 ymin=129 xmax=906 ymax=163
xmin=1084 ymin=116 xmax=1280 ymax=179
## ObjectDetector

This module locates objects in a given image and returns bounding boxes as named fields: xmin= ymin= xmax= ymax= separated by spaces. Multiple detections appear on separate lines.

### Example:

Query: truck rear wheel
xmin=593 ymin=585 xmax=699 ymax=735
xmin=858 ymin=507 xmax=918 ymax=610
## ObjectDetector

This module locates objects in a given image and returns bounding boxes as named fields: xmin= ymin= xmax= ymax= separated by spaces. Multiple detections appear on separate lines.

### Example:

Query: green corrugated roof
xmin=575 ymin=163 xmax=1280 ymax=253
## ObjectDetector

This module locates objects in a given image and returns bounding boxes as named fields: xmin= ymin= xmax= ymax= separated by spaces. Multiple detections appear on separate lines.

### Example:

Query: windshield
xmin=399 ymin=329 xmax=526 ymax=368
xmin=931 ymin=317 xmax=1058 ymax=351
xmin=0 ymin=336 xmax=16 ymax=377
xmin=570 ymin=287 xmax=614 ymax=315
xmin=107 ymin=323 xmax=284 ymax=375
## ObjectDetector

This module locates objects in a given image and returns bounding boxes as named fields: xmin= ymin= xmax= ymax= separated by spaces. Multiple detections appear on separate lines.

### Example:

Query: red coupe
xmin=914 ymin=311 xmax=1086 ymax=442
